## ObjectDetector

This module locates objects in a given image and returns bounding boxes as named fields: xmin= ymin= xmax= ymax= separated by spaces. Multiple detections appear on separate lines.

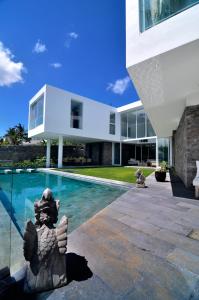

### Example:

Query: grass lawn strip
xmin=56 ymin=167 xmax=154 ymax=184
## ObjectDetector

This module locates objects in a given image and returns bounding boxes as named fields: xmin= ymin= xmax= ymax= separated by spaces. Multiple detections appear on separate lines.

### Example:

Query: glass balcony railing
xmin=0 ymin=161 xmax=25 ymax=276
xmin=139 ymin=0 xmax=199 ymax=32
xmin=0 ymin=162 xmax=13 ymax=274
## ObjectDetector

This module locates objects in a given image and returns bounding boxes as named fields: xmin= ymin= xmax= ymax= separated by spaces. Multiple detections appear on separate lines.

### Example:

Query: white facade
xmin=126 ymin=0 xmax=199 ymax=138
xmin=28 ymin=84 xmax=164 ymax=167
xmin=29 ymin=84 xmax=120 ymax=143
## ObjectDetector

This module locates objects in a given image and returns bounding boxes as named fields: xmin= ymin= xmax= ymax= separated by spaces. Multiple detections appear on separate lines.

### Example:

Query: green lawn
xmin=56 ymin=167 xmax=154 ymax=184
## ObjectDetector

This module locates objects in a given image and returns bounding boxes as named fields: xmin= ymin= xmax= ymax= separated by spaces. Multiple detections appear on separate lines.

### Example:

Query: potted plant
xmin=155 ymin=161 xmax=167 ymax=182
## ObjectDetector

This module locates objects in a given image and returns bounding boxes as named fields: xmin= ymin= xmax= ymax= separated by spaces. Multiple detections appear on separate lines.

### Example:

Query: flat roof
xmin=29 ymin=84 xmax=142 ymax=113
xmin=117 ymin=100 xmax=143 ymax=112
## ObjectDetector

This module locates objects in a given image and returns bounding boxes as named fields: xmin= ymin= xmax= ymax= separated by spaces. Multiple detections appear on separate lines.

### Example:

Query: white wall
xmin=29 ymin=84 xmax=121 ymax=142
xmin=28 ymin=85 xmax=46 ymax=138
xmin=126 ymin=0 xmax=199 ymax=137
xmin=126 ymin=1 xmax=199 ymax=68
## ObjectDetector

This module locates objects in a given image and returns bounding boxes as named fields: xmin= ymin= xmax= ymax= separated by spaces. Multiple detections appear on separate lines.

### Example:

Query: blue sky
xmin=0 ymin=0 xmax=139 ymax=136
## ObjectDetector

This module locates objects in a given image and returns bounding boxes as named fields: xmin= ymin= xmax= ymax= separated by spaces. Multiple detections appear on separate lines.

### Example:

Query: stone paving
xmin=33 ymin=173 xmax=199 ymax=300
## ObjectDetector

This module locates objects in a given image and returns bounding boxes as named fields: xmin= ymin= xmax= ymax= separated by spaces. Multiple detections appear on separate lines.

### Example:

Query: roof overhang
xmin=127 ymin=40 xmax=199 ymax=137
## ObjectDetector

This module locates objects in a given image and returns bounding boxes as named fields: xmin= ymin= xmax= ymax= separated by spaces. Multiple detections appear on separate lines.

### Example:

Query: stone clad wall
xmin=0 ymin=145 xmax=85 ymax=163
xmin=102 ymin=142 xmax=112 ymax=165
xmin=173 ymin=110 xmax=188 ymax=186
xmin=173 ymin=104 xmax=199 ymax=187
xmin=0 ymin=145 xmax=46 ymax=162
xmin=87 ymin=143 xmax=101 ymax=165
xmin=85 ymin=142 xmax=112 ymax=165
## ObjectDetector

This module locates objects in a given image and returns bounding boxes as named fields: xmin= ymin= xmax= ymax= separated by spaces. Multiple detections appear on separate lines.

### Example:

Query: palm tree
xmin=15 ymin=123 xmax=31 ymax=143
xmin=4 ymin=123 xmax=31 ymax=145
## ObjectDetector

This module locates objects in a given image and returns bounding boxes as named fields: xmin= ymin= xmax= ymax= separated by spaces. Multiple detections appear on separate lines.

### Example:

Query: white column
xmin=46 ymin=139 xmax=51 ymax=168
xmin=120 ymin=142 xmax=122 ymax=166
xmin=135 ymin=145 xmax=137 ymax=160
xmin=58 ymin=136 xmax=63 ymax=168
xmin=169 ymin=136 xmax=173 ymax=167
xmin=156 ymin=137 xmax=159 ymax=167
xmin=112 ymin=142 xmax=114 ymax=165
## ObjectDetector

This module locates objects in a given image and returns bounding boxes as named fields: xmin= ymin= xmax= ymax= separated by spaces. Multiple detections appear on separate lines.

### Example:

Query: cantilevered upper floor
xmin=28 ymin=84 xmax=121 ymax=143
xmin=28 ymin=84 xmax=156 ymax=143
xmin=126 ymin=0 xmax=199 ymax=137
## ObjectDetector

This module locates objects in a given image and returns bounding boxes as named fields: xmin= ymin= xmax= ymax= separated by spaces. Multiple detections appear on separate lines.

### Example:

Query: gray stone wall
xmin=0 ymin=142 xmax=112 ymax=166
xmin=86 ymin=143 xmax=100 ymax=165
xmin=0 ymin=145 xmax=85 ymax=163
xmin=86 ymin=142 xmax=112 ymax=165
xmin=173 ymin=104 xmax=199 ymax=187
xmin=101 ymin=142 xmax=112 ymax=165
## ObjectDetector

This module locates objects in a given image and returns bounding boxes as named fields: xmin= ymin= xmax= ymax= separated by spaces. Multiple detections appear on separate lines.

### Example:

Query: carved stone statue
xmin=23 ymin=188 xmax=68 ymax=293
xmin=135 ymin=169 xmax=145 ymax=188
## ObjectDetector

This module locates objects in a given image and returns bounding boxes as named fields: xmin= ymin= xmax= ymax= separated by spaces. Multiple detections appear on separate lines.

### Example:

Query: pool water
xmin=0 ymin=172 xmax=126 ymax=234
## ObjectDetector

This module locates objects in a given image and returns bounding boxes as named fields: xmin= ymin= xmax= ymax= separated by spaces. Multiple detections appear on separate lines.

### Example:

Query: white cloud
xmin=106 ymin=76 xmax=131 ymax=95
xmin=65 ymin=32 xmax=79 ymax=48
xmin=50 ymin=62 xmax=62 ymax=69
xmin=0 ymin=41 xmax=25 ymax=87
xmin=33 ymin=40 xmax=47 ymax=53
xmin=69 ymin=32 xmax=78 ymax=39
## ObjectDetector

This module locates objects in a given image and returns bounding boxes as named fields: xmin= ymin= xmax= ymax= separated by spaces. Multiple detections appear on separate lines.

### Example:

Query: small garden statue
xmin=135 ymin=168 xmax=145 ymax=188
xmin=23 ymin=188 xmax=68 ymax=293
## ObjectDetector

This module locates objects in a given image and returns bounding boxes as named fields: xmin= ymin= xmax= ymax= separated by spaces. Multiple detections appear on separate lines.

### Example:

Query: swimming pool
xmin=0 ymin=171 xmax=126 ymax=235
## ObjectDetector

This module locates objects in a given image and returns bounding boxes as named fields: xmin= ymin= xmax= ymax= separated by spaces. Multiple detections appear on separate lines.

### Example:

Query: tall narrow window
xmin=114 ymin=143 xmax=120 ymax=165
xmin=158 ymin=138 xmax=169 ymax=163
xmin=109 ymin=112 xmax=116 ymax=135
xmin=128 ymin=110 xmax=136 ymax=138
xmin=71 ymin=100 xmax=83 ymax=129
xmin=137 ymin=109 xmax=146 ymax=138
xmin=121 ymin=113 xmax=127 ymax=137
xmin=29 ymin=95 xmax=44 ymax=130
xmin=146 ymin=115 xmax=155 ymax=137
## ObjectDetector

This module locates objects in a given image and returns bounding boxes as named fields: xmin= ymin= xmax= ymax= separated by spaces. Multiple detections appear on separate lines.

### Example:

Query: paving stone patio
xmin=31 ymin=173 xmax=199 ymax=300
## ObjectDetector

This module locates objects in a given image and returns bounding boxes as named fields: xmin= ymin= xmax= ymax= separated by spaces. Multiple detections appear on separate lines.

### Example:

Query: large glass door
xmin=113 ymin=143 xmax=121 ymax=165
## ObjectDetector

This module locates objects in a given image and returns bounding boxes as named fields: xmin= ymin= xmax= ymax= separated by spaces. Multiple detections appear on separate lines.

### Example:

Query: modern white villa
xmin=28 ymin=0 xmax=199 ymax=189
xmin=126 ymin=0 xmax=199 ymax=187
xmin=28 ymin=84 xmax=170 ymax=169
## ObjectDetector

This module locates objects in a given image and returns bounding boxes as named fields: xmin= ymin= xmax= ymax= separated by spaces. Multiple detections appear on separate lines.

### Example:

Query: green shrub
xmin=13 ymin=156 xmax=48 ymax=168
xmin=156 ymin=161 xmax=167 ymax=172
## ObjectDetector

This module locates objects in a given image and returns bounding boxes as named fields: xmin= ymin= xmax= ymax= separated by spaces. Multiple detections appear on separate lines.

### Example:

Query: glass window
xmin=71 ymin=100 xmax=83 ymax=129
xmin=29 ymin=95 xmax=44 ymax=130
xmin=146 ymin=115 xmax=155 ymax=137
xmin=128 ymin=110 xmax=136 ymax=138
xmin=137 ymin=109 xmax=145 ymax=138
xmin=158 ymin=138 xmax=169 ymax=163
xmin=120 ymin=108 xmax=156 ymax=140
xmin=109 ymin=112 xmax=116 ymax=135
xmin=121 ymin=113 xmax=127 ymax=137
xmin=140 ymin=0 xmax=199 ymax=32
xmin=114 ymin=143 xmax=120 ymax=164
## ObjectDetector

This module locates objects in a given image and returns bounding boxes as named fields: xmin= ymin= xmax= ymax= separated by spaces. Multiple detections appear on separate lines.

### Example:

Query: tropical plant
xmin=13 ymin=156 xmax=56 ymax=168
xmin=155 ymin=161 xmax=167 ymax=182
xmin=0 ymin=137 xmax=4 ymax=145
xmin=4 ymin=123 xmax=31 ymax=145
xmin=156 ymin=161 xmax=167 ymax=172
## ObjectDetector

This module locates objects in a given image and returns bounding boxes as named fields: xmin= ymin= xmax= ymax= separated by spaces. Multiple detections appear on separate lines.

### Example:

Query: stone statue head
xmin=34 ymin=188 xmax=60 ymax=228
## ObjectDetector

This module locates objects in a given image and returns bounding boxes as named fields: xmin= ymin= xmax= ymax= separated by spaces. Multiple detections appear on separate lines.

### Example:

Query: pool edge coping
xmin=37 ymin=168 xmax=134 ymax=190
